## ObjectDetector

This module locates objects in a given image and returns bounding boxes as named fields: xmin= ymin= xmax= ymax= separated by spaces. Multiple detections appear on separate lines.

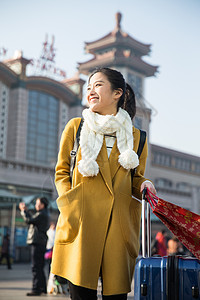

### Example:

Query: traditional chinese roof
xmin=78 ymin=12 xmax=158 ymax=77
xmin=85 ymin=13 xmax=151 ymax=57
xmin=78 ymin=49 xmax=158 ymax=77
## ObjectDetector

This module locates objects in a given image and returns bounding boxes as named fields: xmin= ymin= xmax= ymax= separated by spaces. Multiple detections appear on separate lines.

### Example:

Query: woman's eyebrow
xmin=88 ymin=80 xmax=105 ymax=86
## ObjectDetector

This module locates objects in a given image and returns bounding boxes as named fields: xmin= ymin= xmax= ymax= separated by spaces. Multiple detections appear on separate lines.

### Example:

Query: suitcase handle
xmin=142 ymin=188 xmax=151 ymax=257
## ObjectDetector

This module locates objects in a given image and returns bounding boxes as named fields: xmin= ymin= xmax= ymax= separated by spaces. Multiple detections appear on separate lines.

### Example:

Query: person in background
xmin=0 ymin=233 xmax=11 ymax=269
xmin=19 ymin=197 xmax=49 ymax=296
xmin=167 ymin=237 xmax=185 ymax=255
xmin=152 ymin=230 xmax=168 ymax=257
xmin=45 ymin=222 xmax=56 ymax=275
xmin=51 ymin=67 xmax=156 ymax=299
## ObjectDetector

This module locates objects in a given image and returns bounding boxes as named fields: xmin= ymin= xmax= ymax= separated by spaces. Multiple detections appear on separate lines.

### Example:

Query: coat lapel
xmin=108 ymin=140 xmax=121 ymax=180
xmin=96 ymin=139 xmax=113 ymax=195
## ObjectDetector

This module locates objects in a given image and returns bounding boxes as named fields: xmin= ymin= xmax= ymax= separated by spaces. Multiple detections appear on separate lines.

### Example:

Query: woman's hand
xmin=19 ymin=202 xmax=27 ymax=211
xmin=140 ymin=181 xmax=156 ymax=195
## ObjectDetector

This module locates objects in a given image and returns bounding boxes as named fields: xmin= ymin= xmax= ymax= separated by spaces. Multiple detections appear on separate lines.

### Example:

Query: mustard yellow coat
xmin=51 ymin=117 xmax=148 ymax=295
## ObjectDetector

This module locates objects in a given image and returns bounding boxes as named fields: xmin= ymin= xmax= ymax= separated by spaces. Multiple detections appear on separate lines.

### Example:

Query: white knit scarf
xmin=78 ymin=108 xmax=139 ymax=177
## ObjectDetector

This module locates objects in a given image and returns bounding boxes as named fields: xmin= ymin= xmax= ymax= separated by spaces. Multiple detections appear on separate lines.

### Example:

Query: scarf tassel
xmin=118 ymin=149 xmax=139 ymax=170
xmin=78 ymin=159 xmax=99 ymax=177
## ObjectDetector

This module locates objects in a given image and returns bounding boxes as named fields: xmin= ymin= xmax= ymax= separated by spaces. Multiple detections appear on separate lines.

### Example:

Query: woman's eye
xmin=95 ymin=83 xmax=101 ymax=87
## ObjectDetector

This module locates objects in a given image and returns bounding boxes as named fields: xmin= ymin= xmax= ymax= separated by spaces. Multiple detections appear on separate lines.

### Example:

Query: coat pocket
xmin=119 ymin=192 xmax=142 ymax=258
xmin=55 ymin=182 xmax=83 ymax=244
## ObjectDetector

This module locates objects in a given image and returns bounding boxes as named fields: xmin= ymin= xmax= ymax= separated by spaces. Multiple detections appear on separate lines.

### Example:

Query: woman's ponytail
xmin=117 ymin=83 xmax=136 ymax=119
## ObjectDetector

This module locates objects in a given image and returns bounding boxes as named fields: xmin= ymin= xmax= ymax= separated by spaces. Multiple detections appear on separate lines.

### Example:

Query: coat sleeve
xmin=132 ymin=134 xmax=149 ymax=200
xmin=55 ymin=118 xmax=81 ymax=197
xmin=21 ymin=210 xmax=42 ymax=225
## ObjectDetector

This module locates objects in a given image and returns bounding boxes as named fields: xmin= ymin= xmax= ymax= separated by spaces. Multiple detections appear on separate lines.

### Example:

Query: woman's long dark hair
xmin=89 ymin=67 xmax=136 ymax=119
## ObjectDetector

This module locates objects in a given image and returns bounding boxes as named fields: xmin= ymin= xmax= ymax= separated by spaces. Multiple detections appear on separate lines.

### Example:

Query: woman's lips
xmin=90 ymin=97 xmax=98 ymax=103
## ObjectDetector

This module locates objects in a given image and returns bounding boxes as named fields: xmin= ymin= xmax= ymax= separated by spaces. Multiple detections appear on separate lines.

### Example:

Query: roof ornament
xmin=0 ymin=47 xmax=8 ymax=60
xmin=30 ymin=34 xmax=66 ymax=80
xmin=115 ymin=12 xmax=122 ymax=31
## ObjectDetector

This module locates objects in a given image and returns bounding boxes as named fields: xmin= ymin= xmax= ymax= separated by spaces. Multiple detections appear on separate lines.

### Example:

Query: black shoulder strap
xmin=137 ymin=130 xmax=146 ymax=158
xmin=70 ymin=118 xmax=84 ymax=182
xmin=131 ymin=129 xmax=146 ymax=180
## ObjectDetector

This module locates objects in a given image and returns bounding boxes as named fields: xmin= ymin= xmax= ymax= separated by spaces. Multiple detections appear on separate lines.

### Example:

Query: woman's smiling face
xmin=86 ymin=72 xmax=122 ymax=115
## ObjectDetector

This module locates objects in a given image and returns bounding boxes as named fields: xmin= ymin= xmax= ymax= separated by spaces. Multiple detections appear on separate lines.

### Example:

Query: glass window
xmin=37 ymin=121 xmax=47 ymax=134
xmin=27 ymin=152 xmax=35 ymax=160
xmin=40 ymin=95 xmax=48 ymax=107
xmin=176 ymin=182 xmax=191 ymax=192
xmin=36 ymin=134 xmax=47 ymax=147
xmin=38 ymin=108 xmax=48 ymax=121
xmin=29 ymin=118 xmax=37 ymax=126
xmin=27 ymin=90 xmax=59 ymax=164
xmin=195 ymin=163 xmax=200 ymax=174
xmin=49 ymin=111 xmax=57 ymax=120
xmin=155 ymin=178 xmax=172 ymax=189
xmin=134 ymin=117 xmax=142 ymax=129
xmin=48 ymin=143 xmax=57 ymax=151
xmin=36 ymin=147 xmax=46 ymax=162
xmin=175 ymin=157 xmax=191 ymax=171
xmin=31 ymin=91 xmax=38 ymax=98
xmin=153 ymin=152 xmax=171 ymax=167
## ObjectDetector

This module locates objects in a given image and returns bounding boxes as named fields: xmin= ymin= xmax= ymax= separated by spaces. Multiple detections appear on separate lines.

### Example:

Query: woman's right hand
xmin=19 ymin=202 xmax=26 ymax=211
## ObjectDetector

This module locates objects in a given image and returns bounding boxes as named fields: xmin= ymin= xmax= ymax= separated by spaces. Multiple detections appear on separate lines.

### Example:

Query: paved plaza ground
xmin=0 ymin=263 xmax=134 ymax=300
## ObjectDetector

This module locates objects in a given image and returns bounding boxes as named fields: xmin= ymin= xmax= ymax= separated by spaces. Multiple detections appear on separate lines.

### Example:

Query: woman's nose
xmin=90 ymin=87 xmax=95 ymax=94
xmin=89 ymin=87 xmax=95 ymax=95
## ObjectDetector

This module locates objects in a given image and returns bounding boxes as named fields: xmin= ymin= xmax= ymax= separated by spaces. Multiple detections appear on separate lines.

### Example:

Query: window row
xmin=155 ymin=178 xmax=192 ymax=192
xmin=153 ymin=151 xmax=200 ymax=174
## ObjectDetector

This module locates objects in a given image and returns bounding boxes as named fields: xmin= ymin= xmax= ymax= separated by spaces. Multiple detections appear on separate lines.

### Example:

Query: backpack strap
xmin=137 ymin=130 xmax=146 ymax=158
xmin=131 ymin=129 xmax=146 ymax=181
xmin=70 ymin=118 xmax=84 ymax=183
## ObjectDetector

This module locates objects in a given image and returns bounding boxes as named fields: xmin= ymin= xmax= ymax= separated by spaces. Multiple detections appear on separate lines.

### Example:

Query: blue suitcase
xmin=134 ymin=255 xmax=200 ymax=299
xmin=134 ymin=190 xmax=200 ymax=299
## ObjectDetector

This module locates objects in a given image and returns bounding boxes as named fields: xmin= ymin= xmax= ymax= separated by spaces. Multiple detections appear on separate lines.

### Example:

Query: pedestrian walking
xmin=0 ymin=233 xmax=11 ymax=269
xmin=19 ymin=197 xmax=49 ymax=296
xmin=45 ymin=222 xmax=56 ymax=275
xmin=152 ymin=230 xmax=168 ymax=257
xmin=51 ymin=67 xmax=156 ymax=299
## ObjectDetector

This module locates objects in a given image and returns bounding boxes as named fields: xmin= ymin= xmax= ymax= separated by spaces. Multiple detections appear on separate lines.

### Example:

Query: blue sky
xmin=1 ymin=0 xmax=200 ymax=156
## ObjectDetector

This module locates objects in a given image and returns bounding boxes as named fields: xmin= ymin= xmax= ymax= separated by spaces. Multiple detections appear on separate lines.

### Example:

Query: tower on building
xmin=78 ymin=12 xmax=159 ymax=134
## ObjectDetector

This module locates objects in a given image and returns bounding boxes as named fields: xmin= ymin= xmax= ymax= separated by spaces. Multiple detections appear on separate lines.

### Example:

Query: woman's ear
xmin=114 ymin=88 xmax=123 ymax=100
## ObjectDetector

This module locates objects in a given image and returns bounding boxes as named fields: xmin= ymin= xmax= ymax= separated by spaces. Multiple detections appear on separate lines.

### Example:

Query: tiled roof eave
xmin=85 ymin=33 xmax=151 ymax=56
xmin=79 ymin=56 xmax=158 ymax=77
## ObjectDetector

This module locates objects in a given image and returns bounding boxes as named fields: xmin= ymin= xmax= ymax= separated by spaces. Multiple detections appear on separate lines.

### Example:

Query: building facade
xmin=0 ymin=51 xmax=84 ymax=200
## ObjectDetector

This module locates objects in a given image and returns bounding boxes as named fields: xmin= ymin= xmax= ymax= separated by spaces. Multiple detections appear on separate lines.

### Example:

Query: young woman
xmin=51 ymin=68 xmax=156 ymax=299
